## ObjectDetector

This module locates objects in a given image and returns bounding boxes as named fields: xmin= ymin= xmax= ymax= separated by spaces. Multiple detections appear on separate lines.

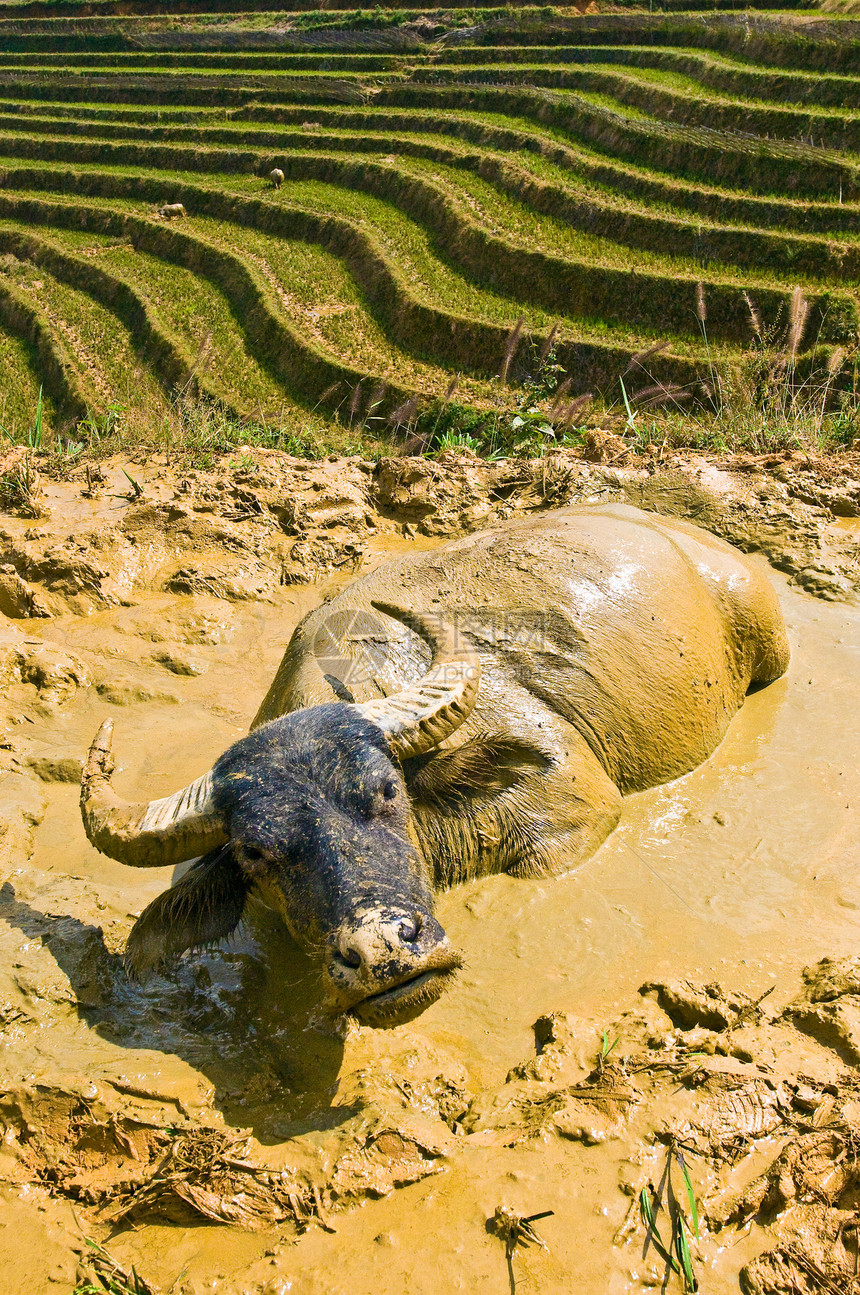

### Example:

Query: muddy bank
xmin=0 ymin=444 xmax=858 ymax=1293
xmin=1 ymin=441 xmax=859 ymax=614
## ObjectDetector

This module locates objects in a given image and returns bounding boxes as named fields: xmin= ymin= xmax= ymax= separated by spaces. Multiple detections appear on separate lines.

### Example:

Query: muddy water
xmin=0 ymin=479 xmax=859 ymax=1293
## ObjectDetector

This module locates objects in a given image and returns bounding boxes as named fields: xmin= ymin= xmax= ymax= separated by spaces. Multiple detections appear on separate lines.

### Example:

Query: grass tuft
xmin=73 ymin=1238 xmax=159 ymax=1295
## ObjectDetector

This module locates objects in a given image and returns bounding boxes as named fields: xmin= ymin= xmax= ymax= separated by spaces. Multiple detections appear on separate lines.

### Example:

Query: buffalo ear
xmin=125 ymin=845 xmax=250 ymax=980
xmin=405 ymin=736 xmax=551 ymax=810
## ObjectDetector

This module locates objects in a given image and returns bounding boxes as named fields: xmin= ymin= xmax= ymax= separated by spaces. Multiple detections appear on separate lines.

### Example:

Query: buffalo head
xmin=79 ymin=607 xmax=478 ymax=1025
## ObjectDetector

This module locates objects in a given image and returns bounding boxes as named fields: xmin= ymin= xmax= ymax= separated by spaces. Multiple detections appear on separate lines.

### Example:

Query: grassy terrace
xmin=0 ymin=1 xmax=857 ymax=455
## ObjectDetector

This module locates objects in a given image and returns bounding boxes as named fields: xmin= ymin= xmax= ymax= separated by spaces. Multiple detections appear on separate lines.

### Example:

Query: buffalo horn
xmin=80 ymin=719 xmax=227 ymax=866
xmin=353 ymin=603 xmax=480 ymax=759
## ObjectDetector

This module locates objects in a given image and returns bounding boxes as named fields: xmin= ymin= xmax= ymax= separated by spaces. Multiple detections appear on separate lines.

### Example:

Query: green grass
xmin=0 ymin=247 xmax=170 ymax=418
xmin=185 ymin=216 xmax=510 ymax=404
xmin=0 ymin=3 xmax=856 ymax=458
xmin=4 ymin=96 xmax=860 ymax=238
xmin=25 ymin=95 xmax=848 ymax=285
xmin=56 ymin=228 xmax=306 ymax=420
xmin=418 ymin=59 xmax=860 ymax=148
xmin=434 ymin=46 xmax=860 ymax=108
xmin=0 ymin=309 xmax=53 ymax=434
xmin=0 ymin=131 xmax=851 ymax=348
xmin=0 ymin=168 xmax=714 ymax=357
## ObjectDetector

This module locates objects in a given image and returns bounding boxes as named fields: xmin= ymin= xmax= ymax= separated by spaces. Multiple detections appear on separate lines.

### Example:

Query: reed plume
xmin=627 ymin=340 xmax=670 ymax=371
xmin=550 ymin=377 xmax=572 ymax=415
xmin=538 ymin=321 xmax=561 ymax=364
xmin=499 ymin=317 xmax=525 ymax=386
xmin=388 ymin=393 xmax=419 ymax=428
xmin=786 ymin=287 xmax=809 ymax=360
xmin=558 ymin=392 xmax=594 ymax=428
xmin=743 ymin=292 xmax=763 ymax=341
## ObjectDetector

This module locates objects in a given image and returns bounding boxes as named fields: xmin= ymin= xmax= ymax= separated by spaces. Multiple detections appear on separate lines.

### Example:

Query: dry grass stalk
xmin=743 ymin=292 xmax=763 ymax=340
xmin=180 ymin=330 xmax=214 ymax=397
xmin=499 ymin=317 xmax=526 ymax=386
xmin=696 ymin=282 xmax=707 ymax=324
xmin=0 ymin=454 xmax=43 ymax=517
xmin=443 ymin=375 xmax=460 ymax=403
xmin=538 ymin=321 xmax=561 ymax=364
xmin=627 ymin=340 xmax=671 ymax=371
xmin=786 ymin=287 xmax=810 ymax=360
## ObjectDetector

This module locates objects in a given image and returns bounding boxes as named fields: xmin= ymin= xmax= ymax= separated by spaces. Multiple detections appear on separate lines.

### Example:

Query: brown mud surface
xmin=0 ymin=441 xmax=858 ymax=1294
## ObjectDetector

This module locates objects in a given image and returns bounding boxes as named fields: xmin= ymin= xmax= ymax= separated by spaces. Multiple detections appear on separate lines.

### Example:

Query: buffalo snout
xmin=325 ymin=906 xmax=461 ymax=1026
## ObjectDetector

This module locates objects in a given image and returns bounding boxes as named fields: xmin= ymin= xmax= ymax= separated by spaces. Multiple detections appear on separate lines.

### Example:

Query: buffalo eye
xmin=362 ymin=778 xmax=400 ymax=817
xmin=240 ymin=843 xmax=270 ymax=874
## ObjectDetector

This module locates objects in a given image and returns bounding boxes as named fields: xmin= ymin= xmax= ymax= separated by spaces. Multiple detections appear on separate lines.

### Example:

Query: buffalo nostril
xmin=335 ymin=945 xmax=362 ymax=970
xmin=398 ymin=913 xmax=424 ymax=945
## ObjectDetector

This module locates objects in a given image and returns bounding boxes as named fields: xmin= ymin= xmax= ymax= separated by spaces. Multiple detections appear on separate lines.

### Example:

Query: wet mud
xmin=0 ymin=442 xmax=858 ymax=1294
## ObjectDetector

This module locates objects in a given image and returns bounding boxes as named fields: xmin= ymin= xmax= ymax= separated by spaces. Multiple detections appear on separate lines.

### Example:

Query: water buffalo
xmin=158 ymin=203 xmax=187 ymax=219
xmin=80 ymin=505 xmax=789 ymax=1025
xmin=269 ymin=168 xmax=285 ymax=189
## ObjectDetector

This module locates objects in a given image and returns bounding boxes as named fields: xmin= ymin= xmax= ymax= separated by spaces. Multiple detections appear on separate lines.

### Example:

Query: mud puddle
xmin=0 ymin=444 xmax=858 ymax=1294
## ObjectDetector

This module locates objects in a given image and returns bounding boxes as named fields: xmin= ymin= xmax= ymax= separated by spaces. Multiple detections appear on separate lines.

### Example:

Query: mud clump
xmin=785 ymin=956 xmax=860 ymax=1063
xmin=0 ymin=1083 xmax=449 ymax=1233
xmin=0 ymin=446 xmax=857 ymax=618
xmin=640 ymin=977 xmax=770 ymax=1032
xmin=438 ymin=965 xmax=860 ymax=1294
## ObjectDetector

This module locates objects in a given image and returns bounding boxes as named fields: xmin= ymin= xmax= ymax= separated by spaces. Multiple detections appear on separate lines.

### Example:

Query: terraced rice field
xmin=0 ymin=0 xmax=858 ymax=446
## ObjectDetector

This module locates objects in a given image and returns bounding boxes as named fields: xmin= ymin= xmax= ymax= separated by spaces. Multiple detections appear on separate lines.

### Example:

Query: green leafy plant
xmin=120 ymin=468 xmax=144 ymax=500
xmin=597 ymin=1028 xmax=619 ymax=1073
xmin=72 ymin=1238 xmax=159 ymax=1295
xmin=437 ymin=430 xmax=484 ymax=454
xmin=639 ymin=1141 xmax=700 ymax=1293
xmin=508 ymin=405 xmax=556 ymax=454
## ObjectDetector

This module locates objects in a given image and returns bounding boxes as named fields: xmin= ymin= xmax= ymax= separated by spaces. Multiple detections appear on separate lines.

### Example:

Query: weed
xmin=0 ymin=454 xmax=42 ymax=516
xmin=1 ymin=384 xmax=44 ymax=452
xmin=72 ymin=1238 xmax=158 ymax=1295
xmin=597 ymin=1028 xmax=619 ymax=1074
xmin=491 ymin=1204 xmax=555 ymax=1295
xmin=120 ymin=467 xmax=143 ymax=500
xmin=639 ymin=1141 xmax=700 ymax=1293
xmin=508 ymin=405 xmax=556 ymax=454
xmin=0 ymin=385 xmax=44 ymax=515
xmin=78 ymin=404 xmax=125 ymax=447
